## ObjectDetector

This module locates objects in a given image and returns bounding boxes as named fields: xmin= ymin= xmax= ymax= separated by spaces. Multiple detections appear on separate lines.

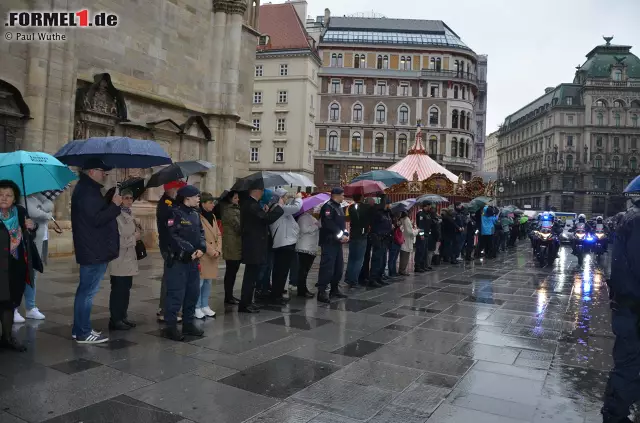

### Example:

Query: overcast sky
xmin=302 ymin=0 xmax=640 ymax=135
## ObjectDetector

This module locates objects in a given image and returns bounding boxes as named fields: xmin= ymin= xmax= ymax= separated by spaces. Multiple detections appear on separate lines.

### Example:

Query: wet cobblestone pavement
xmin=0 ymin=243 xmax=617 ymax=423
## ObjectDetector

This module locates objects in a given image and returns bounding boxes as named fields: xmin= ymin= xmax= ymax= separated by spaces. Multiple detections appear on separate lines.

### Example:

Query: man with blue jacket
xmin=479 ymin=205 xmax=498 ymax=259
xmin=71 ymin=158 xmax=121 ymax=344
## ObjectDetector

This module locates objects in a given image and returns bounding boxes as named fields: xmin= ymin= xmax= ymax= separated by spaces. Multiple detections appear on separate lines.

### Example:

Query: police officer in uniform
xmin=317 ymin=188 xmax=349 ymax=303
xmin=414 ymin=201 xmax=432 ymax=272
xmin=602 ymin=177 xmax=640 ymax=423
xmin=163 ymin=185 xmax=207 ymax=341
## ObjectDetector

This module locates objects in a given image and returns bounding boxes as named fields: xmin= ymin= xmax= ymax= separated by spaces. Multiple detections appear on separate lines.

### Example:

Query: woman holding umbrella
xmin=0 ymin=180 xmax=37 ymax=351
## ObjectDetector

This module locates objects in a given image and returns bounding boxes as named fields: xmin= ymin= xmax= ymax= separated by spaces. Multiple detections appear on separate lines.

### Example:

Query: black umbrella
xmin=104 ymin=177 xmax=146 ymax=203
xmin=231 ymin=171 xmax=290 ymax=192
xmin=146 ymin=160 xmax=213 ymax=188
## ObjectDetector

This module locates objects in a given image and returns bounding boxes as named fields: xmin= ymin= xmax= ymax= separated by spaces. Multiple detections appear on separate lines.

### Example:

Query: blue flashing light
xmin=586 ymin=235 xmax=595 ymax=242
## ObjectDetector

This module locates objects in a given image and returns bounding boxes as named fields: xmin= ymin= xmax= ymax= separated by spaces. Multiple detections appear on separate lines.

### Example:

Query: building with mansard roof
xmin=496 ymin=37 xmax=640 ymax=216
xmin=311 ymin=10 xmax=488 ymax=188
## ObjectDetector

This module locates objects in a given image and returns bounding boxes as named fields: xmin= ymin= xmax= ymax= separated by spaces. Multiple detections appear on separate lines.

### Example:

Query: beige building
xmin=312 ymin=13 xmax=488 ymax=188
xmin=483 ymin=130 xmax=499 ymax=173
xmin=497 ymin=37 xmax=640 ymax=216
xmin=250 ymin=1 xmax=320 ymax=182
xmin=0 ymin=0 xmax=261 ymax=255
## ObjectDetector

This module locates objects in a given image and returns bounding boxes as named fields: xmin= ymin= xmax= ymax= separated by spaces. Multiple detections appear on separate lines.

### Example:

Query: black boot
xmin=109 ymin=320 xmax=131 ymax=331
xmin=122 ymin=318 xmax=137 ymax=328
xmin=182 ymin=322 xmax=204 ymax=337
xmin=0 ymin=309 xmax=26 ymax=352
xmin=317 ymin=291 xmax=331 ymax=303
xmin=330 ymin=288 xmax=348 ymax=299
xmin=162 ymin=326 xmax=185 ymax=342
xmin=224 ymin=297 xmax=239 ymax=305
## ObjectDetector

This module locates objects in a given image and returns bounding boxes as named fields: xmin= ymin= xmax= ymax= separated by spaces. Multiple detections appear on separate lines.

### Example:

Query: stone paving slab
xmin=0 ymin=245 xmax=617 ymax=422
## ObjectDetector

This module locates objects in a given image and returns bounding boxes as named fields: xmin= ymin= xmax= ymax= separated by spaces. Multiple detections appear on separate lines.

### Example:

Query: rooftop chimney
xmin=324 ymin=8 xmax=330 ymax=25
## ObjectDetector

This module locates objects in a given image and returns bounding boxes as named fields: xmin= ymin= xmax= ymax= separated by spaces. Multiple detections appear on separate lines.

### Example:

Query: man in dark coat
xmin=369 ymin=196 xmax=394 ymax=285
xmin=156 ymin=180 xmax=186 ymax=322
xmin=345 ymin=194 xmax=371 ymax=288
xmin=317 ymin=187 xmax=349 ymax=303
xmin=239 ymin=183 xmax=283 ymax=313
xmin=71 ymin=158 xmax=121 ymax=344
xmin=414 ymin=201 xmax=432 ymax=272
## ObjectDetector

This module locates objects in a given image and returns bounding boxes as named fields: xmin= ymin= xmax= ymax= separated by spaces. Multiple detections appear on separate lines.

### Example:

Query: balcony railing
xmin=420 ymin=69 xmax=481 ymax=84
xmin=316 ymin=150 xmax=401 ymax=160
xmin=585 ymin=79 xmax=640 ymax=88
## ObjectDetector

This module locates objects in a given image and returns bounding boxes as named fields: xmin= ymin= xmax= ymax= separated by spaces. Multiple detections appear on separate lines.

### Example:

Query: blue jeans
xmin=24 ymin=274 xmax=36 ymax=310
xmin=198 ymin=279 xmax=212 ymax=309
xmin=388 ymin=243 xmax=401 ymax=276
xmin=345 ymin=237 xmax=367 ymax=285
xmin=257 ymin=252 xmax=273 ymax=293
xmin=164 ymin=261 xmax=200 ymax=325
xmin=72 ymin=263 xmax=108 ymax=339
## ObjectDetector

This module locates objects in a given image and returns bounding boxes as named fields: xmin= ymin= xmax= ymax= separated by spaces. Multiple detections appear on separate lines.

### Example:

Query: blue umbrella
xmin=0 ymin=151 xmax=78 ymax=197
xmin=54 ymin=136 xmax=172 ymax=168
xmin=350 ymin=170 xmax=407 ymax=186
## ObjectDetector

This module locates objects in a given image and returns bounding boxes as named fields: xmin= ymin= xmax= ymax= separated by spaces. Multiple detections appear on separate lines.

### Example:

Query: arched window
xmin=566 ymin=155 xmax=573 ymax=168
xmin=615 ymin=113 xmax=621 ymax=127
xmin=375 ymin=133 xmax=385 ymax=154
xmin=352 ymin=103 xmax=363 ymax=122
xmin=633 ymin=114 xmax=639 ymax=127
xmin=405 ymin=56 xmax=411 ymax=70
xmin=377 ymin=55 xmax=383 ymax=69
xmin=459 ymin=140 xmax=464 ymax=158
xmin=429 ymin=135 xmax=437 ymax=154
xmin=451 ymin=138 xmax=458 ymax=157
xmin=376 ymin=104 xmax=386 ymax=122
xmin=454 ymin=60 xmax=461 ymax=75
xmin=467 ymin=114 xmax=471 ymax=130
xmin=596 ymin=136 xmax=603 ymax=147
xmin=595 ymin=99 xmax=607 ymax=107
xmin=452 ymin=110 xmax=459 ymax=128
xmin=594 ymin=155 xmax=603 ymax=168
xmin=329 ymin=103 xmax=340 ymax=121
xmin=383 ymin=55 xmax=389 ymax=69
xmin=400 ymin=56 xmax=406 ymax=70
xmin=331 ymin=53 xmax=337 ymax=67
xmin=613 ymin=156 xmax=620 ymax=169
xmin=435 ymin=57 xmax=441 ymax=71
xmin=597 ymin=113 xmax=604 ymax=125
xmin=460 ymin=111 xmax=466 ymax=129
xmin=399 ymin=105 xmax=409 ymax=124
xmin=429 ymin=107 xmax=439 ymax=126
xmin=614 ymin=100 xmax=625 ymax=108
xmin=328 ymin=131 xmax=338 ymax=151
xmin=462 ymin=86 xmax=466 ymax=100
xmin=454 ymin=85 xmax=459 ymax=99
xmin=351 ymin=132 xmax=361 ymax=153
xmin=398 ymin=134 xmax=408 ymax=155
xmin=354 ymin=54 xmax=360 ymax=68
xmin=631 ymin=157 xmax=638 ymax=170
xmin=337 ymin=54 xmax=343 ymax=67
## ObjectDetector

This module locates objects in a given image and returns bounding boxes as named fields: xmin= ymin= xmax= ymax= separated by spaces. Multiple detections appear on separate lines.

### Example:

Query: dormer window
xmin=613 ymin=69 xmax=622 ymax=81
xmin=565 ymin=97 xmax=573 ymax=106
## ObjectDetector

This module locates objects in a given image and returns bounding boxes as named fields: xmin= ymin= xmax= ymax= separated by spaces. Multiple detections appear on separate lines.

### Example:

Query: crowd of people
xmin=0 ymin=157 xmax=534 ymax=349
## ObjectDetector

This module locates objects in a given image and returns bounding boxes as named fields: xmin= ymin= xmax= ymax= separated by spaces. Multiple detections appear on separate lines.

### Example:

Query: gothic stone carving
xmin=213 ymin=0 xmax=248 ymax=15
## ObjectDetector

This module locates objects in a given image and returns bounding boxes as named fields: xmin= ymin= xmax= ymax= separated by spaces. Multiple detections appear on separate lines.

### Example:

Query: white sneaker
xmin=13 ymin=309 xmax=25 ymax=323
xmin=26 ymin=308 xmax=45 ymax=320
xmin=201 ymin=306 xmax=216 ymax=318
xmin=194 ymin=308 xmax=205 ymax=319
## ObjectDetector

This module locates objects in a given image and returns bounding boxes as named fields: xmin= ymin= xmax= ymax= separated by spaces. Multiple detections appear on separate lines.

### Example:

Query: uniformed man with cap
xmin=317 ymin=187 xmax=349 ymax=303
xmin=163 ymin=184 xmax=207 ymax=341
xmin=414 ymin=201 xmax=433 ymax=272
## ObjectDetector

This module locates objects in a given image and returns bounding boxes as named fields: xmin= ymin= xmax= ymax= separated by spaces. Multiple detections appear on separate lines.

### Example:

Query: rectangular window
xmin=563 ymin=177 xmax=574 ymax=190
xmin=255 ymin=65 xmax=263 ymax=77
xmin=430 ymin=84 xmax=439 ymax=98
xmin=331 ymin=79 xmax=341 ymax=94
xmin=567 ymin=135 xmax=573 ymax=146
xmin=592 ymin=196 xmax=606 ymax=214
xmin=324 ymin=164 xmax=340 ymax=181
xmin=276 ymin=118 xmax=286 ymax=132
xmin=253 ymin=91 xmax=262 ymax=104
xmin=566 ymin=97 xmax=573 ymax=105
xmin=252 ymin=118 xmax=260 ymax=131
xmin=277 ymin=90 xmax=288 ymax=104
xmin=614 ymin=137 xmax=620 ymax=148
xmin=568 ymin=115 xmax=574 ymax=125
xmin=400 ymin=82 xmax=409 ymax=97
xmin=594 ymin=178 xmax=607 ymax=190
xmin=279 ymin=64 xmax=288 ymax=76
xmin=275 ymin=147 xmax=284 ymax=162
xmin=346 ymin=165 xmax=364 ymax=179
xmin=561 ymin=195 xmax=575 ymax=211
xmin=250 ymin=147 xmax=259 ymax=162
xmin=376 ymin=81 xmax=386 ymax=95
xmin=354 ymin=80 xmax=364 ymax=94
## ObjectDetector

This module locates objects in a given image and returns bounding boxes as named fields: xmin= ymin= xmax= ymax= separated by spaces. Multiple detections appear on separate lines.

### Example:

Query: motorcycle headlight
xmin=575 ymin=233 xmax=585 ymax=239
xmin=595 ymin=233 xmax=605 ymax=239
xmin=540 ymin=233 xmax=551 ymax=240
xmin=418 ymin=231 xmax=424 ymax=236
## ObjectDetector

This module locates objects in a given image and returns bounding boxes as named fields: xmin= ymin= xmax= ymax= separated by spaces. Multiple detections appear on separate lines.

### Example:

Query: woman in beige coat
xmin=399 ymin=211 xmax=419 ymax=276
xmin=108 ymin=189 xmax=140 ymax=330
xmin=196 ymin=192 xmax=221 ymax=319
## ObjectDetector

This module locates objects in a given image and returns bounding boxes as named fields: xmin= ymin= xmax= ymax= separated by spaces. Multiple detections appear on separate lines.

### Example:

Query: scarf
xmin=200 ymin=205 xmax=215 ymax=227
xmin=121 ymin=206 xmax=132 ymax=215
xmin=1 ymin=206 xmax=22 ymax=259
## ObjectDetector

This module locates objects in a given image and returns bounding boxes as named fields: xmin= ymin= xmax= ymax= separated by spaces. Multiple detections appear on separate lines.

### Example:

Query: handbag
xmin=393 ymin=226 xmax=405 ymax=245
xmin=135 ymin=240 xmax=147 ymax=260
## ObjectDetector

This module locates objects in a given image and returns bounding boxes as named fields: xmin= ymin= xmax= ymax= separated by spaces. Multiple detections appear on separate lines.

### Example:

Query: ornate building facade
xmin=312 ymin=13 xmax=488 ymax=188
xmin=0 ymin=0 xmax=261 ymax=255
xmin=496 ymin=37 xmax=640 ymax=216
xmin=483 ymin=130 xmax=499 ymax=173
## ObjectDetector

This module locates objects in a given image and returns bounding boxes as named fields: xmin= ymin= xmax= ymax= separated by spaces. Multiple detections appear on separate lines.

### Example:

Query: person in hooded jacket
xmin=479 ymin=205 xmax=498 ymax=259
xmin=269 ymin=188 xmax=303 ymax=305
xmin=218 ymin=190 xmax=242 ymax=305
xmin=601 ymin=177 xmax=640 ymax=423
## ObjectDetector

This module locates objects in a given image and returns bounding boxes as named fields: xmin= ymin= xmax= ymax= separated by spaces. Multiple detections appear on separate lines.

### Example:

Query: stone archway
xmin=0 ymin=80 xmax=31 ymax=152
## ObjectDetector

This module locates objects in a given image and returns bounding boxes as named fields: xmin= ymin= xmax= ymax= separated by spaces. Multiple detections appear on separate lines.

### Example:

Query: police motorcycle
xmin=532 ymin=212 xmax=560 ymax=266
xmin=570 ymin=214 xmax=590 ymax=266
xmin=592 ymin=215 xmax=608 ymax=260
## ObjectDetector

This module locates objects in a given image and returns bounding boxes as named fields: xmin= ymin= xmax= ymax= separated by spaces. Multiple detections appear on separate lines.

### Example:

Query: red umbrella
xmin=343 ymin=180 xmax=387 ymax=196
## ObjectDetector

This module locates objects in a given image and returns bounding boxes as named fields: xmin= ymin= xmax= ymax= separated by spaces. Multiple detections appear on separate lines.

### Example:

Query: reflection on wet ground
xmin=0 ymin=244 xmax=617 ymax=422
